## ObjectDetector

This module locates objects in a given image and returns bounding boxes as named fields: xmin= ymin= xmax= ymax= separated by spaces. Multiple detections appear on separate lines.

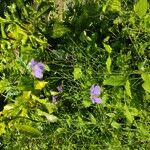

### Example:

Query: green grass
xmin=0 ymin=0 xmax=150 ymax=149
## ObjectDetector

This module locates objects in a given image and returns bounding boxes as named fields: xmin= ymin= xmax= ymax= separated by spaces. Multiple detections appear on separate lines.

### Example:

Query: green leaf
xmin=34 ymin=81 xmax=48 ymax=90
xmin=82 ymin=99 xmax=91 ymax=107
xmin=110 ymin=0 xmax=121 ymax=12
xmin=124 ymin=105 xmax=134 ymax=124
xmin=50 ymin=91 xmax=59 ymax=96
xmin=0 ymin=79 xmax=10 ymax=93
xmin=141 ymin=73 xmax=150 ymax=93
xmin=89 ymin=113 xmax=97 ymax=125
xmin=15 ymin=124 xmax=42 ymax=137
xmin=103 ymin=43 xmax=112 ymax=53
xmin=134 ymin=0 xmax=148 ymax=18
xmin=125 ymin=80 xmax=132 ymax=98
xmin=0 ymin=123 xmax=6 ymax=135
xmin=137 ymin=123 xmax=150 ymax=136
xmin=37 ymin=109 xmax=58 ymax=122
xmin=142 ymin=82 xmax=150 ymax=93
xmin=52 ymin=23 xmax=69 ymax=38
xmin=73 ymin=66 xmax=82 ymax=80
xmin=103 ymin=75 xmax=125 ymax=86
xmin=80 ymin=31 xmax=92 ymax=42
xmin=141 ymin=73 xmax=150 ymax=81
xmin=111 ymin=121 xmax=121 ymax=129
xmin=106 ymin=55 xmax=112 ymax=74
xmin=0 ymin=17 xmax=9 ymax=23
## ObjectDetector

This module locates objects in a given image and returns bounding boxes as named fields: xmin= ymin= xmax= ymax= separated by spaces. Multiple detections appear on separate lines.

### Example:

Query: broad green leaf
xmin=103 ymin=36 xmax=110 ymax=42
xmin=56 ymin=128 xmax=65 ymax=133
xmin=22 ymin=91 xmax=31 ymax=100
xmin=37 ymin=109 xmax=58 ymax=122
xmin=15 ymin=124 xmax=42 ymax=137
xmin=82 ymin=99 xmax=91 ymax=107
xmin=0 ymin=17 xmax=9 ymax=23
xmin=141 ymin=73 xmax=150 ymax=93
xmin=110 ymin=0 xmax=121 ymax=12
xmin=73 ymin=67 xmax=82 ymax=80
xmin=125 ymin=80 xmax=132 ymax=98
xmin=142 ymin=82 xmax=150 ymax=93
xmin=31 ymin=94 xmax=46 ymax=104
xmin=103 ymin=43 xmax=112 ymax=53
xmin=141 ymin=73 xmax=150 ymax=81
xmin=45 ymin=114 xmax=58 ymax=123
xmin=124 ymin=105 xmax=134 ymax=124
xmin=34 ymin=81 xmax=48 ymax=90
xmin=50 ymin=91 xmax=59 ymax=96
xmin=111 ymin=121 xmax=121 ymax=129
xmin=134 ymin=0 xmax=148 ymax=18
xmin=1 ymin=23 xmax=7 ymax=38
xmin=20 ymin=108 xmax=28 ymax=117
xmin=0 ymin=123 xmax=6 ymax=135
xmin=103 ymin=75 xmax=125 ymax=86
xmin=106 ymin=55 xmax=112 ymax=74
xmin=52 ymin=23 xmax=69 ymax=38
xmin=106 ymin=113 xmax=115 ymax=118
xmin=0 ymin=79 xmax=10 ymax=93
xmin=44 ymin=64 xmax=50 ymax=71
xmin=45 ymin=103 xmax=56 ymax=114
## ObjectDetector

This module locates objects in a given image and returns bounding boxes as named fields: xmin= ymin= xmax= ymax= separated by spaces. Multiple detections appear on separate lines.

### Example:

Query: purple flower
xmin=52 ymin=95 xmax=58 ymax=103
xmin=90 ymin=85 xmax=102 ymax=104
xmin=29 ymin=59 xmax=44 ymax=79
xmin=57 ymin=85 xmax=63 ymax=92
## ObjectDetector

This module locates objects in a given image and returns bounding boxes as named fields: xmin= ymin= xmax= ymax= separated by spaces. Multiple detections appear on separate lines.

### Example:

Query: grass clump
xmin=0 ymin=0 xmax=150 ymax=149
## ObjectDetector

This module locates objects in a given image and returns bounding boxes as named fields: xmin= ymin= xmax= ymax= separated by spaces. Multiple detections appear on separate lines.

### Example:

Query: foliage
xmin=0 ymin=0 xmax=150 ymax=149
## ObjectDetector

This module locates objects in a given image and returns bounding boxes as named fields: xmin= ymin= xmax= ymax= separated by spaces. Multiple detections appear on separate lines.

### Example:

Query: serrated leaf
xmin=103 ymin=43 xmax=112 ymax=53
xmin=15 ymin=124 xmax=42 ymax=137
xmin=106 ymin=55 xmax=112 ymax=74
xmin=73 ymin=67 xmax=82 ymax=80
xmin=110 ymin=0 xmax=121 ymax=12
xmin=103 ymin=75 xmax=125 ymax=86
xmin=125 ymin=80 xmax=132 ymax=97
xmin=134 ymin=0 xmax=148 ymax=18
xmin=34 ymin=81 xmax=48 ymax=90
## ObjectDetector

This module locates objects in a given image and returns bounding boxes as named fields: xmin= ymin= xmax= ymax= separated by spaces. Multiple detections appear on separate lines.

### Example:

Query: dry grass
xmin=54 ymin=0 xmax=64 ymax=20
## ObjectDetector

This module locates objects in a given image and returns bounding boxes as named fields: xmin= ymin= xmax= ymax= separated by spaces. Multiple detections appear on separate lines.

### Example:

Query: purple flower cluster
xmin=90 ymin=85 xmax=102 ymax=104
xmin=29 ymin=59 xmax=44 ymax=79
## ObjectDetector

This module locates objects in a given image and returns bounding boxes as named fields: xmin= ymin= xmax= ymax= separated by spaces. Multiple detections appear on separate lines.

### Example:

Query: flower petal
xmin=90 ymin=85 xmax=101 ymax=96
xmin=52 ymin=95 xmax=58 ymax=103
xmin=30 ymin=59 xmax=38 ymax=67
xmin=93 ymin=97 xmax=102 ymax=104
xmin=57 ymin=85 xmax=63 ymax=92
xmin=33 ymin=70 xmax=43 ymax=79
